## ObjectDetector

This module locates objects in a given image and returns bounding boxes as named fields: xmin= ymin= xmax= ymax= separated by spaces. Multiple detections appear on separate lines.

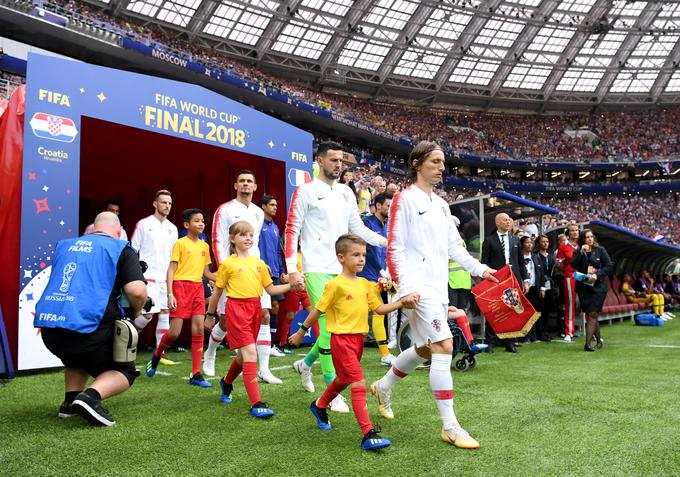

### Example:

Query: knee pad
xmin=113 ymin=319 xmax=138 ymax=363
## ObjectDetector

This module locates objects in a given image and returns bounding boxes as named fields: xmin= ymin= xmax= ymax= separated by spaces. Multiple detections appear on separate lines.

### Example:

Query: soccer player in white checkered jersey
xmin=204 ymin=170 xmax=282 ymax=384
xmin=370 ymin=141 xmax=497 ymax=449
xmin=130 ymin=189 xmax=178 ymax=364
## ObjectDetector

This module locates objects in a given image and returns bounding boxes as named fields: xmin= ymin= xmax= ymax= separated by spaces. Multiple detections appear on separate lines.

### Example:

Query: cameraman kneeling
xmin=35 ymin=212 xmax=147 ymax=426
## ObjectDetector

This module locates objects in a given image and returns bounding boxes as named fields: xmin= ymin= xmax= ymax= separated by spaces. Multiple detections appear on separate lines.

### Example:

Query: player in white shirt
xmin=203 ymin=170 xmax=281 ymax=384
xmin=285 ymin=141 xmax=387 ymax=413
xmin=129 ymin=190 xmax=178 ymax=364
xmin=369 ymin=141 xmax=497 ymax=449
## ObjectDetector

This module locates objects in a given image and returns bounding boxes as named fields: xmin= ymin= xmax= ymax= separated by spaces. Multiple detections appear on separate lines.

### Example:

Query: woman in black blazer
xmin=572 ymin=229 xmax=613 ymax=352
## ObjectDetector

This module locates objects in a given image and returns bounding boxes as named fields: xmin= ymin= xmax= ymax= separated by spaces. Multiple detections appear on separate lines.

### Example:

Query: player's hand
xmin=204 ymin=314 xmax=215 ymax=331
xmin=482 ymin=268 xmax=499 ymax=283
xmin=540 ymin=290 xmax=545 ymax=299
xmin=587 ymin=274 xmax=597 ymax=283
xmin=523 ymin=282 xmax=530 ymax=294
xmin=279 ymin=273 xmax=289 ymax=284
xmin=168 ymin=295 xmax=177 ymax=312
xmin=289 ymin=272 xmax=304 ymax=289
xmin=291 ymin=280 xmax=305 ymax=292
xmin=401 ymin=293 xmax=420 ymax=309
xmin=288 ymin=329 xmax=304 ymax=347
xmin=581 ymin=244 xmax=591 ymax=253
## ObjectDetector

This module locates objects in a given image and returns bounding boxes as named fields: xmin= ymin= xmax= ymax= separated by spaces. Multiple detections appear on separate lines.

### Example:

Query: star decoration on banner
xmin=34 ymin=197 xmax=51 ymax=214
xmin=65 ymin=188 xmax=72 ymax=194
xmin=23 ymin=269 xmax=33 ymax=278
xmin=268 ymin=140 xmax=275 ymax=148
xmin=80 ymin=87 xmax=85 ymax=93
xmin=28 ymin=172 xmax=37 ymax=181
xmin=59 ymin=220 xmax=65 ymax=226
xmin=26 ymin=293 xmax=34 ymax=301
xmin=42 ymin=185 xmax=49 ymax=192
xmin=97 ymin=92 xmax=107 ymax=102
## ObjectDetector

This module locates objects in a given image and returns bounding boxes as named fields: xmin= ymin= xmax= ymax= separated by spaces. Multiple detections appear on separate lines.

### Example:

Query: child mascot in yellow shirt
xmin=290 ymin=233 xmax=404 ymax=450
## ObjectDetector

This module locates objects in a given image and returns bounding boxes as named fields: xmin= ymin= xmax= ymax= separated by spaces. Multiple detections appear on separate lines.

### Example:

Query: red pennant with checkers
xmin=472 ymin=265 xmax=539 ymax=339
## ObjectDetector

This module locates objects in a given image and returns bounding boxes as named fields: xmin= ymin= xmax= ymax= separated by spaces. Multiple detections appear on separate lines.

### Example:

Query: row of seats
xmin=601 ymin=276 xmax=648 ymax=321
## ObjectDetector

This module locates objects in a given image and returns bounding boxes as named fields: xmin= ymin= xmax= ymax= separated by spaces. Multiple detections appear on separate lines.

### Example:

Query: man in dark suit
xmin=481 ymin=213 xmax=528 ymax=353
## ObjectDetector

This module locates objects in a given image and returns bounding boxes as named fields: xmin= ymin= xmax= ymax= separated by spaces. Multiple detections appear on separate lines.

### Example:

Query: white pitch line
xmin=648 ymin=344 xmax=680 ymax=349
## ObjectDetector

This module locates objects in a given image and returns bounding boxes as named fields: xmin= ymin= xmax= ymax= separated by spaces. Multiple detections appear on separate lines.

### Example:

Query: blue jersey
xmin=35 ymin=233 xmax=128 ymax=333
xmin=259 ymin=219 xmax=285 ymax=279
xmin=358 ymin=214 xmax=387 ymax=282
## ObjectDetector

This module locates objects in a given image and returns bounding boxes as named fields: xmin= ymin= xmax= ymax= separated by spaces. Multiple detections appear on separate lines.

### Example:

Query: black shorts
xmin=41 ymin=323 xmax=139 ymax=385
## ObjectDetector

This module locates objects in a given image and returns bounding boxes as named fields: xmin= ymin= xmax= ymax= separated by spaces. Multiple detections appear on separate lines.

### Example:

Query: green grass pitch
xmin=2 ymin=316 xmax=679 ymax=476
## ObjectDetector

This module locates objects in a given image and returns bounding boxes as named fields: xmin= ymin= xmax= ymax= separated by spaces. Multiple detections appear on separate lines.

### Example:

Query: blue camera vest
xmin=35 ymin=233 xmax=128 ymax=333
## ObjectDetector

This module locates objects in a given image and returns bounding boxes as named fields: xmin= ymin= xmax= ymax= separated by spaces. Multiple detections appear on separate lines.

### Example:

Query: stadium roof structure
xmin=99 ymin=0 xmax=680 ymax=111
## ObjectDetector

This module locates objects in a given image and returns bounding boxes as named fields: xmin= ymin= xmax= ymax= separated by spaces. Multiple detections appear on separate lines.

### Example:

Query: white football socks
xmin=430 ymin=353 xmax=460 ymax=430
xmin=256 ymin=324 xmax=271 ymax=373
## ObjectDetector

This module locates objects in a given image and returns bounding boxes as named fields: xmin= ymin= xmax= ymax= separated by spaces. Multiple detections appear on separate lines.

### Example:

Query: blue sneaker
xmin=189 ymin=373 xmax=212 ymax=388
xmin=249 ymin=402 xmax=275 ymax=419
xmin=146 ymin=353 xmax=160 ymax=377
xmin=361 ymin=428 xmax=391 ymax=451
xmin=309 ymin=400 xmax=331 ymax=431
xmin=219 ymin=378 xmax=233 ymax=404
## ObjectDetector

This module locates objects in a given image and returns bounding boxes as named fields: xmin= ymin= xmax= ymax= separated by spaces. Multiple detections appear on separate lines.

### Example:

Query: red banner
xmin=472 ymin=265 xmax=539 ymax=339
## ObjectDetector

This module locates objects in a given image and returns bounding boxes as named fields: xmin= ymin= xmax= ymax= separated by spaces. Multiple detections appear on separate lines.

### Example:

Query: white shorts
xmin=146 ymin=280 xmax=168 ymax=314
xmin=404 ymin=297 xmax=451 ymax=347
xmin=216 ymin=292 xmax=271 ymax=314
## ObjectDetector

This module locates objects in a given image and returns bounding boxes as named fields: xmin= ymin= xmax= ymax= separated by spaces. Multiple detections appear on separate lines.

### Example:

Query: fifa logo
xmin=501 ymin=288 xmax=524 ymax=314
xmin=60 ymin=262 xmax=77 ymax=292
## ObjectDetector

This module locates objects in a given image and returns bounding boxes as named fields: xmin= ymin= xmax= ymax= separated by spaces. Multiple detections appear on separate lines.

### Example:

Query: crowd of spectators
xmin=0 ymin=71 xmax=24 ymax=100
xmin=548 ymin=194 xmax=680 ymax=246
xmin=35 ymin=0 xmax=680 ymax=164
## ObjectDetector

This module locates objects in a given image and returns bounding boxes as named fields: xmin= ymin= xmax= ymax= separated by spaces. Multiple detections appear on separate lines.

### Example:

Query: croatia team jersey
xmin=130 ymin=215 xmax=178 ymax=281
xmin=285 ymin=179 xmax=385 ymax=275
xmin=215 ymin=255 xmax=273 ymax=299
xmin=557 ymin=241 xmax=579 ymax=278
xmin=387 ymin=185 xmax=489 ymax=305
xmin=315 ymin=275 xmax=383 ymax=335
xmin=212 ymin=199 xmax=264 ymax=264
xmin=171 ymin=236 xmax=211 ymax=282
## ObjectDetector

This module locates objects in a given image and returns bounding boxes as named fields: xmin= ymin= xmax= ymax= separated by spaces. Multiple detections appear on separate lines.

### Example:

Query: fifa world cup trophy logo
xmin=60 ymin=262 xmax=77 ymax=293
xmin=501 ymin=288 xmax=524 ymax=314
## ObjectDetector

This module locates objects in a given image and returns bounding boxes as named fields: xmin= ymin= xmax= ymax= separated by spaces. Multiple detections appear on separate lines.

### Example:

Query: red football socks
xmin=191 ymin=334 xmax=203 ymax=376
xmin=350 ymin=384 xmax=373 ymax=436
xmin=242 ymin=361 xmax=261 ymax=406
xmin=224 ymin=359 xmax=243 ymax=384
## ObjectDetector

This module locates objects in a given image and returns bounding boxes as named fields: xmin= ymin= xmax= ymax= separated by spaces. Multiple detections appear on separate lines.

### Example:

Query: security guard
xmin=448 ymin=218 xmax=472 ymax=311
xmin=35 ymin=211 xmax=147 ymax=426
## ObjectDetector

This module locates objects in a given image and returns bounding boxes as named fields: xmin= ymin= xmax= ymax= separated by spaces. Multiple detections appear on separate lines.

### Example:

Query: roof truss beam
xmin=540 ymin=0 xmax=613 ymax=104
xmin=374 ymin=3 xmax=436 ymax=84
xmin=432 ymin=0 xmax=504 ymax=93
xmin=594 ymin=2 xmax=663 ymax=102
xmin=253 ymin=0 xmax=304 ymax=62
xmin=651 ymin=37 xmax=680 ymax=102
xmin=316 ymin=0 xmax=379 ymax=79
xmin=185 ymin=0 xmax=221 ymax=40
xmin=486 ymin=0 xmax=562 ymax=98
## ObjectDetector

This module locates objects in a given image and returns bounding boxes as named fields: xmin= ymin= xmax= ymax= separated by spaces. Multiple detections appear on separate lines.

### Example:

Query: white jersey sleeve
xmin=130 ymin=220 xmax=144 ymax=252
xmin=212 ymin=203 xmax=231 ymax=264
xmin=284 ymin=186 xmax=308 ymax=274
xmin=348 ymin=194 xmax=387 ymax=247
xmin=387 ymin=191 xmax=415 ymax=297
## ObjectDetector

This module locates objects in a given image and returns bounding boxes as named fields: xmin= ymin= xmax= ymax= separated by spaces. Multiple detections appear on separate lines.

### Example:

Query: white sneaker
xmin=370 ymin=379 xmax=394 ymax=419
xmin=258 ymin=371 xmax=283 ymax=385
xmin=328 ymin=394 xmax=350 ymax=413
xmin=387 ymin=340 xmax=397 ymax=350
xmin=293 ymin=360 xmax=314 ymax=393
xmin=441 ymin=426 xmax=480 ymax=449
xmin=270 ymin=346 xmax=286 ymax=358
xmin=563 ymin=335 xmax=572 ymax=343
xmin=380 ymin=354 xmax=397 ymax=366
xmin=202 ymin=350 xmax=216 ymax=377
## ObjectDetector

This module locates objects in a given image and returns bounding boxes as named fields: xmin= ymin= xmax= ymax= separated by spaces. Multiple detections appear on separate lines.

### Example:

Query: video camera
xmin=119 ymin=260 xmax=154 ymax=318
